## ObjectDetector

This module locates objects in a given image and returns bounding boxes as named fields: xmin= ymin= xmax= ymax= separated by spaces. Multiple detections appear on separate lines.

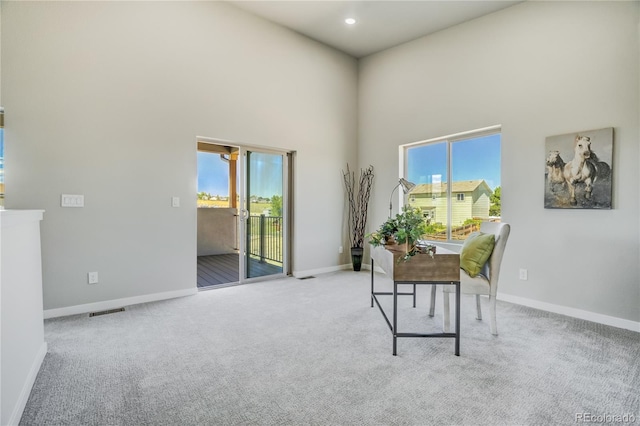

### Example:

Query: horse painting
xmin=545 ymin=127 xmax=613 ymax=209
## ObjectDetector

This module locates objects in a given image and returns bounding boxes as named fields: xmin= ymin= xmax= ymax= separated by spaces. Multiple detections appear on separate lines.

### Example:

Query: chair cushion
xmin=460 ymin=231 xmax=495 ymax=278
xmin=443 ymin=270 xmax=490 ymax=294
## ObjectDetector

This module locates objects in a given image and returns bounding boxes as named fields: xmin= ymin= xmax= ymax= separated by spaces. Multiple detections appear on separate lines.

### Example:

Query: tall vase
xmin=350 ymin=247 xmax=364 ymax=271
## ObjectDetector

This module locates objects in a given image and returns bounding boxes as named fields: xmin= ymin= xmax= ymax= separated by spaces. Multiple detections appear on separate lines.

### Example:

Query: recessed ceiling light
xmin=345 ymin=18 xmax=356 ymax=25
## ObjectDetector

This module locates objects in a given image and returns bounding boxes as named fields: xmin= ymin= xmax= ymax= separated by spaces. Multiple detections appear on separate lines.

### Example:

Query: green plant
xmin=368 ymin=205 xmax=434 ymax=261
xmin=490 ymin=186 xmax=501 ymax=216
xmin=424 ymin=223 xmax=446 ymax=235
xmin=271 ymin=195 xmax=282 ymax=217
xmin=367 ymin=216 xmax=398 ymax=246
xmin=463 ymin=218 xmax=482 ymax=227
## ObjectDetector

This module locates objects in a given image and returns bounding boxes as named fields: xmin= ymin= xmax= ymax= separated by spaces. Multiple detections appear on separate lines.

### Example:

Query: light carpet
xmin=20 ymin=271 xmax=640 ymax=425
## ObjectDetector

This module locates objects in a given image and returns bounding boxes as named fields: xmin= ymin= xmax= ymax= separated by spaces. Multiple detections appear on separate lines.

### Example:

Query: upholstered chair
xmin=440 ymin=222 xmax=510 ymax=335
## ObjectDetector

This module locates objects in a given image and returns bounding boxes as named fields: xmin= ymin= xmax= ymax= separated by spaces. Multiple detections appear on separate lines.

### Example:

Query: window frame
xmin=400 ymin=125 xmax=501 ymax=244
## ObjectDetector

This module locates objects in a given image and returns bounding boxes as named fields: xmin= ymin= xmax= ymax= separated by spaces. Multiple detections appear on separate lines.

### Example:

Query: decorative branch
xmin=343 ymin=164 xmax=375 ymax=248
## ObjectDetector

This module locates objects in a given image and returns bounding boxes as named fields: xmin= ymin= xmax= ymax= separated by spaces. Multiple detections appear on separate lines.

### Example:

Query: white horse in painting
xmin=546 ymin=150 xmax=566 ymax=192
xmin=563 ymin=135 xmax=597 ymax=205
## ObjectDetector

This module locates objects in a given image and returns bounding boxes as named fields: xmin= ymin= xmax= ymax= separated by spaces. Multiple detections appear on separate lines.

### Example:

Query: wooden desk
xmin=370 ymin=244 xmax=461 ymax=356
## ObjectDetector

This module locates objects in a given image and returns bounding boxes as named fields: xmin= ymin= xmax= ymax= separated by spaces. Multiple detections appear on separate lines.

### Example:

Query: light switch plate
xmin=61 ymin=194 xmax=84 ymax=207
xmin=172 ymin=196 xmax=180 ymax=207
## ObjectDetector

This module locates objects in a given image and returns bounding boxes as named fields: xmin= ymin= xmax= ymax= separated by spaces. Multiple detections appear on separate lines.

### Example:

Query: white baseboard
xmin=361 ymin=263 xmax=385 ymax=274
xmin=497 ymin=292 xmax=640 ymax=333
xmin=294 ymin=261 xmax=388 ymax=277
xmin=292 ymin=264 xmax=352 ymax=278
xmin=43 ymin=288 xmax=197 ymax=319
xmin=7 ymin=342 xmax=47 ymax=426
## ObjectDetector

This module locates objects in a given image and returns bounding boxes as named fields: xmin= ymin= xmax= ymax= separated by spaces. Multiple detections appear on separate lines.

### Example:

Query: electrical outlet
xmin=88 ymin=272 xmax=99 ymax=284
xmin=339 ymin=246 xmax=343 ymax=254
xmin=519 ymin=268 xmax=528 ymax=280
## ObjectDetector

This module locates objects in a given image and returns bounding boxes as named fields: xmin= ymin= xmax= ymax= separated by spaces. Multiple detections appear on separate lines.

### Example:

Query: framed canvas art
xmin=544 ymin=127 xmax=613 ymax=209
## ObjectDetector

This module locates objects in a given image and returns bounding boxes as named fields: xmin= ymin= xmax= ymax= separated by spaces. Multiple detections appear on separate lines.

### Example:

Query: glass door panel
xmin=244 ymin=150 xmax=285 ymax=279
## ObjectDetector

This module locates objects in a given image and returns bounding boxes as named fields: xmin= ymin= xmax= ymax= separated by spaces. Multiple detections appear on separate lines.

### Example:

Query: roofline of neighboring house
xmin=409 ymin=179 xmax=492 ymax=194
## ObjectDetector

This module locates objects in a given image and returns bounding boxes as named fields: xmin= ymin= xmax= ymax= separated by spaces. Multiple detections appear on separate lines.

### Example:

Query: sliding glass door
xmin=240 ymin=149 xmax=288 ymax=280
xmin=196 ymin=140 xmax=290 ymax=289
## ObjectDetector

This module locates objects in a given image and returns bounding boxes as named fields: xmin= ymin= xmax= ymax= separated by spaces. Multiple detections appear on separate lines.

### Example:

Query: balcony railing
xmin=247 ymin=215 xmax=283 ymax=264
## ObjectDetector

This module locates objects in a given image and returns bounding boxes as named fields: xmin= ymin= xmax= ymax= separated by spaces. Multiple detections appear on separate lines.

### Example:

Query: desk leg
xmin=412 ymin=284 xmax=416 ymax=308
xmin=370 ymin=259 xmax=374 ymax=308
xmin=455 ymin=281 xmax=460 ymax=356
xmin=429 ymin=285 xmax=436 ymax=317
xmin=393 ymin=281 xmax=398 ymax=356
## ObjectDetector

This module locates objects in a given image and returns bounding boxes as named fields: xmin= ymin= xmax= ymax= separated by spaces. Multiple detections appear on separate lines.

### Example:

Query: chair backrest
xmin=478 ymin=222 xmax=511 ymax=296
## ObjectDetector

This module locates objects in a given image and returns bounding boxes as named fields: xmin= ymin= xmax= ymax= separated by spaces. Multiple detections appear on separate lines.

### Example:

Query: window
xmin=403 ymin=127 xmax=501 ymax=242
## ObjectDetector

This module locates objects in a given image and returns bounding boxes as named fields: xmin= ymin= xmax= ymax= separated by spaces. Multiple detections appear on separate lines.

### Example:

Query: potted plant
xmin=343 ymin=164 xmax=375 ymax=271
xmin=367 ymin=215 xmax=398 ymax=246
xmin=368 ymin=205 xmax=435 ymax=262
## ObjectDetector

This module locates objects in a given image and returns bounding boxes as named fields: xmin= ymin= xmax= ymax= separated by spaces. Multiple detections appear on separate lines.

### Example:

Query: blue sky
xmin=198 ymin=151 xmax=283 ymax=198
xmin=198 ymin=152 xmax=229 ymax=196
xmin=407 ymin=134 xmax=501 ymax=190
xmin=199 ymin=134 xmax=500 ymax=197
xmin=247 ymin=152 xmax=282 ymax=198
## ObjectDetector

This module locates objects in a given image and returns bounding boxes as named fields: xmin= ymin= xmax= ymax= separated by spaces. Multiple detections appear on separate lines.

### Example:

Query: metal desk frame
xmin=371 ymin=259 xmax=461 ymax=356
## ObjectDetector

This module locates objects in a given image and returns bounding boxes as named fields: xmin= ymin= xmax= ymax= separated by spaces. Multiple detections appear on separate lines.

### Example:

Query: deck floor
xmin=197 ymin=254 xmax=283 ymax=288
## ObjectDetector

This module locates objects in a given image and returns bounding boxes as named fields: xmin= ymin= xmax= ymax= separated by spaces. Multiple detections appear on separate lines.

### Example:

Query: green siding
xmin=451 ymin=193 xmax=472 ymax=226
xmin=409 ymin=194 xmax=448 ymax=225
xmin=408 ymin=180 xmax=493 ymax=228
xmin=472 ymin=190 xmax=491 ymax=219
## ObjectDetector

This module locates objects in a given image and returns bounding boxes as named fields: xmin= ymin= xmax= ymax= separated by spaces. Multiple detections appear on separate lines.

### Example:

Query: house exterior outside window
xmin=409 ymin=180 xmax=492 ymax=226
xmin=403 ymin=126 xmax=501 ymax=242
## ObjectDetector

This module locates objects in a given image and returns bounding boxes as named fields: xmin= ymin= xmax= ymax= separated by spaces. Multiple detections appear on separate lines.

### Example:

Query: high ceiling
xmin=227 ymin=1 xmax=524 ymax=58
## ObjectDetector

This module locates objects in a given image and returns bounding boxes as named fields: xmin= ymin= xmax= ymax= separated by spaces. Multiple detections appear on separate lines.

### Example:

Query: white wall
xmin=359 ymin=1 xmax=640 ymax=324
xmin=1 ymin=210 xmax=47 ymax=426
xmin=197 ymin=208 xmax=237 ymax=256
xmin=2 ymin=1 xmax=358 ymax=310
